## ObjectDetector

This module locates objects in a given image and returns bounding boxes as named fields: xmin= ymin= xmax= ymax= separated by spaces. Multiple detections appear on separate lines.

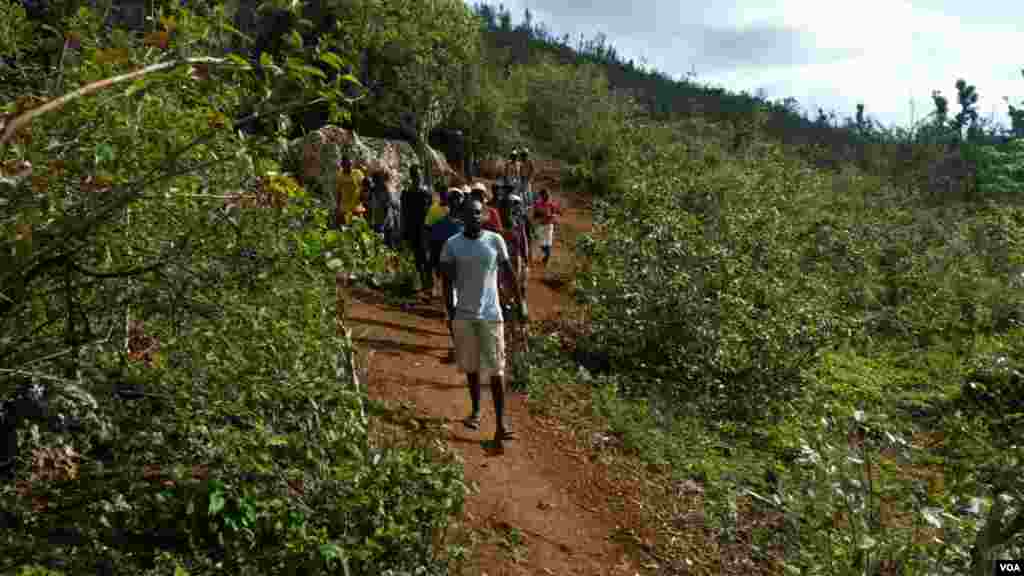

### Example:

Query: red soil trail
xmin=346 ymin=171 xmax=648 ymax=575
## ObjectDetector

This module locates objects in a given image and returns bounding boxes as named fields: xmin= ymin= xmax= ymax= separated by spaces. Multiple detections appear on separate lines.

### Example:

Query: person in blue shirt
xmin=439 ymin=197 xmax=527 ymax=448
xmin=431 ymin=188 xmax=466 ymax=351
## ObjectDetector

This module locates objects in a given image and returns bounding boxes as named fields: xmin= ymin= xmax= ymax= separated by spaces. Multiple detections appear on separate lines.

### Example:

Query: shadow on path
xmin=348 ymin=315 xmax=448 ymax=338
xmin=401 ymin=376 xmax=467 ymax=391
xmin=352 ymin=337 xmax=448 ymax=355
xmin=349 ymin=287 xmax=449 ymax=320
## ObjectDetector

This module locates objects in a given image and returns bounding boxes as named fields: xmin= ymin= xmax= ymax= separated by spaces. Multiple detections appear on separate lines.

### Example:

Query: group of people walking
xmin=333 ymin=148 xmax=561 ymax=448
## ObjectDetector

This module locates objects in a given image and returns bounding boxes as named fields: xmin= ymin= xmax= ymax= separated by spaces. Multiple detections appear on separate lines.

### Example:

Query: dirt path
xmin=346 ymin=184 xmax=644 ymax=575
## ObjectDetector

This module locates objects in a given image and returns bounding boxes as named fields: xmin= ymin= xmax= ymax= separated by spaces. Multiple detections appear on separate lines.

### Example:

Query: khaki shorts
xmin=453 ymin=319 xmax=505 ymax=377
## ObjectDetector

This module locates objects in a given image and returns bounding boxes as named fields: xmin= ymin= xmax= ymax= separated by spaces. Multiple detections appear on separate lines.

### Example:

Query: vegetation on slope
xmin=4 ymin=0 xmax=1024 ymax=574
xmin=1 ymin=2 xmax=467 ymax=573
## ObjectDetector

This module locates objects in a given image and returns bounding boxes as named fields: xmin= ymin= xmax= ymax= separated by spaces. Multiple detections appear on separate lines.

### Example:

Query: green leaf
xmin=124 ymin=79 xmax=148 ymax=97
xmin=858 ymin=534 xmax=877 ymax=550
xmin=288 ymin=61 xmax=327 ymax=80
xmin=216 ymin=21 xmax=253 ymax=44
xmin=95 ymin=143 xmax=115 ymax=166
xmin=319 ymin=542 xmax=344 ymax=561
xmin=174 ymin=565 xmax=190 ymax=576
xmin=226 ymin=53 xmax=251 ymax=69
xmin=339 ymin=73 xmax=362 ymax=86
xmin=208 ymin=491 xmax=225 ymax=516
xmin=320 ymin=52 xmax=345 ymax=71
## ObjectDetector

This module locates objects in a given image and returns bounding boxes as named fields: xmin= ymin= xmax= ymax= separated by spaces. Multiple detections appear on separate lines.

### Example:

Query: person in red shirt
xmin=499 ymin=193 xmax=529 ymax=303
xmin=532 ymin=188 xmax=560 ymax=266
xmin=470 ymin=183 xmax=504 ymax=234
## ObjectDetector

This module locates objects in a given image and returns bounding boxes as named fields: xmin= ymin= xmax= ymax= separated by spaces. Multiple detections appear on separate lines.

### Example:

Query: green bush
xmin=564 ymin=104 xmax=1024 ymax=573
xmin=575 ymin=122 xmax=848 ymax=420
xmin=1 ymin=4 xmax=465 ymax=574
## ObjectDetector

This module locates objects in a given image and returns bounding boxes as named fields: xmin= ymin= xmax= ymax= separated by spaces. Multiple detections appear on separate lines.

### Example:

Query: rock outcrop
xmin=295 ymin=126 xmax=458 ymax=193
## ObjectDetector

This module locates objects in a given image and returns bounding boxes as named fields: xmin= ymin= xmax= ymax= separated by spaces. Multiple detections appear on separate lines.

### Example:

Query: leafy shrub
xmin=575 ymin=122 xmax=847 ymax=419
xmin=565 ymin=102 xmax=1024 ymax=573
xmin=1 ymin=4 xmax=466 ymax=574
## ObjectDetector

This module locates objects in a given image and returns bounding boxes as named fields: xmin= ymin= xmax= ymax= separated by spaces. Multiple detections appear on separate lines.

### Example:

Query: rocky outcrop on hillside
xmin=292 ymin=126 xmax=457 ymax=193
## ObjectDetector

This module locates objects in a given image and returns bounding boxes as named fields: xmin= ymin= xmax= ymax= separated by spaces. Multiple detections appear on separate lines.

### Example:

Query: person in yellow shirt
xmin=335 ymin=155 xmax=365 ymax=227
xmin=424 ymin=186 xmax=448 ymax=228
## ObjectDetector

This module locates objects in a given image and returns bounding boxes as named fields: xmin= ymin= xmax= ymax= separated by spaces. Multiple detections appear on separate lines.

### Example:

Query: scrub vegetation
xmin=2 ymin=1 xmax=1024 ymax=574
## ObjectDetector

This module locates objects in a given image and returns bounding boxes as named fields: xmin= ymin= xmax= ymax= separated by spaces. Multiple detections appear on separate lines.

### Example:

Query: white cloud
xmin=468 ymin=0 xmax=1024 ymax=129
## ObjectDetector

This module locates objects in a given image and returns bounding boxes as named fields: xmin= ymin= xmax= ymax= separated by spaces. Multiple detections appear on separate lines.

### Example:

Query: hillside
xmin=3 ymin=1 xmax=1024 ymax=575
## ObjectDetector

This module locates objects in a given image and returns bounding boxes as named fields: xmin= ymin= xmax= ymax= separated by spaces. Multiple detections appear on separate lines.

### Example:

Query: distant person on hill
xmin=532 ymin=188 xmax=561 ymax=266
xmin=401 ymin=164 xmax=434 ymax=292
xmin=440 ymin=197 xmax=527 ymax=447
xmin=336 ymin=155 xmax=365 ymax=228
xmin=506 ymin=149 xmax=521 ymax=184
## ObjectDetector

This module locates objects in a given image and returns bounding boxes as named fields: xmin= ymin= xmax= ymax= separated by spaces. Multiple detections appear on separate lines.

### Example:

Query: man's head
xmin=469 ymin=182 xmax=487 ymax=206
xmin=341 ymin=155 xmax=352 ymax=172
xmin=507 ymin=193 xmax=524 ymax=224
xmin=463 ymin=198 xmax=484 ymax=238
xmin=448 ymin=188 xmax=465 ymax=216
xmin=539 ymin=188 xmax=550 ymax=201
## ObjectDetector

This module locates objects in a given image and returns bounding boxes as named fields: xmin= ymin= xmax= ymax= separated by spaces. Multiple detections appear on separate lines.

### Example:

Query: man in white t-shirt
xmin=440 ymin=198 xmax=528 ymax=447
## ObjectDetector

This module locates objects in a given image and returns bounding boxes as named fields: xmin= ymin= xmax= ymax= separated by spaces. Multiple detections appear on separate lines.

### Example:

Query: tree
xmin=1009 ymin=102 xmax=1024 ymax=138
xmin=444 ymin=42 xmax=523 ymax=159
xmin=1006 ymin=69 xmax=1024 ymax=138
xmin=954 ymin=78 xmax=980 ymax=142
xmin=474 ymin=2 xmax=496 ymax=29
xmin=932 ymin=89 xmax=949 ymax=126
xmin=498 ymin=3 xmax=511 ymax=31
xmin=339 ymin=0 xmax=481 ymax=187
xmin=0 ymin=3 xmax=471 ymax=572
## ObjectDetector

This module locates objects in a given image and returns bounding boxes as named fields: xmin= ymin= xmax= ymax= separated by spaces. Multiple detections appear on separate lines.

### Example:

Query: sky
xmin=473 ymin=0 xmax=1024 ymax=131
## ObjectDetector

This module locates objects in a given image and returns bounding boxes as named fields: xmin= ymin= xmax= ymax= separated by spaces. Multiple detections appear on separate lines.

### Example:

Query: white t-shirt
xmin=440 ymin=231 xmax=510 ymax=321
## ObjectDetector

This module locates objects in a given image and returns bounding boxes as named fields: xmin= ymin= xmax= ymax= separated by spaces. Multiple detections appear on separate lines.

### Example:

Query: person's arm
xmin=439 ymin=241 xmax=456 ymax=319
xmin=495 ymin=236 xmax=526 ymax=318
xmin=500 ymin=258 xmax=525 ymax=319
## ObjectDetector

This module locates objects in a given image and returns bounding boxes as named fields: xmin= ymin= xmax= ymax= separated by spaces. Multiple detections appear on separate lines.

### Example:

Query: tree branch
xmin=1 ymin=57 xmax=237 ymax=151
xmin=68 ymin=259 xmax=167 ymax=279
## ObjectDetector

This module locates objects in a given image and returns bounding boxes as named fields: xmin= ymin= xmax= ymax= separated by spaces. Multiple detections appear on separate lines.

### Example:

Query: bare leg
xmin=467 ymin=372 xmax=481 ymax=422
xmin=491 ymin=374 xmax=509 ymax=440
